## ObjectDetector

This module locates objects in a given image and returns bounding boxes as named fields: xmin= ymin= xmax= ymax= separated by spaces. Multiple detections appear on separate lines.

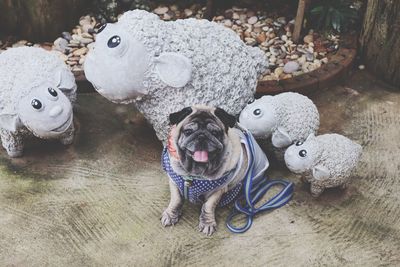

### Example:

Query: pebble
xmin=245 ymin=37 xmax=257 ymax=46
xmin=303 ymin=34 xmax=314 ymax=44
xmin=224 ymin=20 xmax=233 ymax=27
xmin=154 ymin=6 xmax=169 ymax=15
xmin=62 ymin=32 xmax=72 ymax=41
xmin=256 ymin=32 xmax=267 ymax=43
xmin=283 ymin=61 xmax=299 ymax=74
xmin=79 ymin=16 xmax=91 ymax=27
xmin=184 ymin=9 xmax=193 ymax=17
xmin=274 ymin=67 xmax=284 ymax=78
xmin=54 ymin=37 xmax=68 ymax=52
xmin=72 ymin=47 xmax=88 ymax=56
xmin=79 ymin=37 xmax=93 ymax=45
xmin=247 ymin=16 xmax=258 ymax=25
xmin=306 ymin=52 xmax=314 ymax=62
xmin=358 ymin=65 xmax=365 ymax=70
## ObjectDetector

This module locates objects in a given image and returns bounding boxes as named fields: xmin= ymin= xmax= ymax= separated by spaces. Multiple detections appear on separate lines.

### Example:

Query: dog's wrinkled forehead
xmin=169 ymin=106 xmax=236 ymax=131
xmin=185 ymin=111 xmax=219 ymax=128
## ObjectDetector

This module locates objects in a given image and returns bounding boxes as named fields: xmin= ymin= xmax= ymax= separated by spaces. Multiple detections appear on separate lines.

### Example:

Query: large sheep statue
xmin=0 ymin=47 xmax=77 ymax=157
xmin=238 ymin=92 xmax=320 ymax=149
xmin=284 ymin=133 xmax=362 ymax=197
xmin=84 ymin=9 xmax=268 ymax=142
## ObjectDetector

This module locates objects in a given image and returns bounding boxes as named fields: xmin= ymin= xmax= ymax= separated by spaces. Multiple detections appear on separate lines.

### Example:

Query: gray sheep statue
xmin=284 ymin=133 xmax=362 ymax=197
xmin=0 ymin=47 xmax=77 ymax=157
xmin=239 ymin=92 xmax=320 ymax=148
xmin=84 ymin=9 xmax=268 ymax=142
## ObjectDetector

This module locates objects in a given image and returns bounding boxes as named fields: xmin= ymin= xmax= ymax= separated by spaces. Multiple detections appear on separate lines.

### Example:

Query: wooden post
xmin=0 ymin=0 xmax=89 ymax=42
xmin=293 ymin=0 xmax=307 ymax=43
xmin=360 ymin=0 xmax=400 ymax=87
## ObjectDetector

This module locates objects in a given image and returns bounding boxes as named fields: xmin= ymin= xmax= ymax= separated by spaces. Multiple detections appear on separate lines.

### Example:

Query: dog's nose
xmin=49 ymin=105 xmax=63 ymax=117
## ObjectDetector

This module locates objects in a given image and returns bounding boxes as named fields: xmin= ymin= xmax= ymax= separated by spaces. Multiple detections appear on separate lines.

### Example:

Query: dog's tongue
xmin=193 ymin=151 xmax=209 ymax=162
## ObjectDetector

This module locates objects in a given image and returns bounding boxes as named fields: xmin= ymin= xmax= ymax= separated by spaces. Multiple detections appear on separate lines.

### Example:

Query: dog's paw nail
xmin=198 ymin=222 xmax=217 ymax=236
xmin=161 ymin=210 xmax=179 ymax=227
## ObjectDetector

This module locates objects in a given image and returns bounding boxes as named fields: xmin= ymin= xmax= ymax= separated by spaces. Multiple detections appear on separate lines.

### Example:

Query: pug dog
xmin=161 ymin=105 xmax=269 ymax=235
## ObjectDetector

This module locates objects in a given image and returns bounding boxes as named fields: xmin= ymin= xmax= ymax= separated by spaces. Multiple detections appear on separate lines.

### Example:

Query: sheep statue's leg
xmin=0 ymin=130 xmax=24 ymax=157
xmin=310 ymin=183 xmax=324 ymax=197
xmin=59 ymin=123 xmax=75 ymax=145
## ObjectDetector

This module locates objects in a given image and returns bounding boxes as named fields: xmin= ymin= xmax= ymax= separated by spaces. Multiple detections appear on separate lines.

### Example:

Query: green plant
xmin=310 ymin=0 xmax=359 ymax=32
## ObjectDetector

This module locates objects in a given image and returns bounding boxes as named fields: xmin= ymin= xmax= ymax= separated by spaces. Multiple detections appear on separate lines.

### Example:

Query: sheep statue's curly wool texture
xmin=84 ymin=9 xmax=268 ymax=142
xmin=239 ymin=92 xmax=320 ymax=149
xmin=284 ymin=133 xmax=362 ymax=197
xmin=0 ymin=47 xmax=77 ymax=157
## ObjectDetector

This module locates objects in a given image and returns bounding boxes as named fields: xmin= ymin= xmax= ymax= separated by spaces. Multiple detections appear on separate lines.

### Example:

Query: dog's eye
xmin=296 ymin=141 xmax=303 ymax=146
xmin=183 ymin=129 xmax=193 ymax=136
xmin=299 ymin=150 xmax=307 ymax=158
xmin=253 ymin=109 xmax=262 ymax=116
xmin=31 ymin=99 xmax=43 ymax=110
xmin=107 ymin=35 xmax=121 ymax=48
xmin=248 ymin=99 xmax=255 ymax=104
xmin=48 ymin=87 xmax=58 ymax=97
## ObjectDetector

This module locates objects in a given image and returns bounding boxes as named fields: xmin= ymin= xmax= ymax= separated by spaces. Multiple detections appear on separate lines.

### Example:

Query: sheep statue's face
xmin=85 ymin=21 xmax=193 ymax=104
xmin=284 ymin=134 xmax=317 ymax=173
xmin=238 ymin=96 xmax=277 ymax=138
xmin=17 ymin=85 xmax=73 ymax=138
xmin=84 ymin=23 xmax=151 ymax=103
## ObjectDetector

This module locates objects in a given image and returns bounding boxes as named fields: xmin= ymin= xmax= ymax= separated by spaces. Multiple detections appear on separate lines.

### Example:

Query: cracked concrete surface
xmin=0 ymin=71 xmax=399 ymax=266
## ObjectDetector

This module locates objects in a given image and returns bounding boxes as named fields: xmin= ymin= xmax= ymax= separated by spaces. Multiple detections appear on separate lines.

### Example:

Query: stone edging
xmin=256 ymin=47 xmax=357 ymax=96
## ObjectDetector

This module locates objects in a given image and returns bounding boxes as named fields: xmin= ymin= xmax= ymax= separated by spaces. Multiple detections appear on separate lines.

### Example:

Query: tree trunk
xmin=0 ymin=0 xmax=89 ymax=42
xmin=360 ymin=0 xmax=400 ymax=87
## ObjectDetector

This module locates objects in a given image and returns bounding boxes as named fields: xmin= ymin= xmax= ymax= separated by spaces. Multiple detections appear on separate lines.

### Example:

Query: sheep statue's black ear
xmin=169 ymin=107 xmax=193 ymax=125
xmin=215 ymin=107 xmax=236 ymax=130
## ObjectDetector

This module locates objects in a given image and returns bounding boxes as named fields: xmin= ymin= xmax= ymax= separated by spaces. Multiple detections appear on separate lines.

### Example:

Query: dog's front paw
xmin=161 ymin=209 xmax=180 ymax=227
xmin=198 ymin=220 xmax=217 ymax=236
xmin=199 ymin=211 xmax=217 ymax=236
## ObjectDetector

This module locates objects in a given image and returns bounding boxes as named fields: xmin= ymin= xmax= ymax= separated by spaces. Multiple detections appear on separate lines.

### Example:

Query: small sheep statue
xmin=84 ymin=9 xmax=268 ymax=142
xmin=0 ymin=47 xmax=77 ymax=157
xmin=284 ymin=133 xmax=362 ymax=197
xmin=239 ymin=92 xmax=320 ymax=149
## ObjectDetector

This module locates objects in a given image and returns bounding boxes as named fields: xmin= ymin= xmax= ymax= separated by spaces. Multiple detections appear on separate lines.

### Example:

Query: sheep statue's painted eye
xmin=97 ymin=23 xmax=107 ymax=33
xmin=48 ymin=87 xmax=58 ymax=97
xmin=107 ymin=35 xmax=121 ymax=48
xmin=253 ymin=109 xmax=261 ymax=116
xmin=296 ymin=141 xmax=303 ymax=146
xmin=299 ymin=150 xmax=307 ymax=157
xmin=31 ymin=99 xmax=42 ymax=110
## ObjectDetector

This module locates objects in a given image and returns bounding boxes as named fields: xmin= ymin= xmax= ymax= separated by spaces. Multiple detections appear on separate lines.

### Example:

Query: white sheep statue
xmin=0 ymin=47 xmax=77 ymax=157
xmin=239 ymin=92 xmax=320 ymax=149
xmin=84 ymin=9 xmax=268 ymax=142
xmin=284 ymin=133 xmax=362 ymax=197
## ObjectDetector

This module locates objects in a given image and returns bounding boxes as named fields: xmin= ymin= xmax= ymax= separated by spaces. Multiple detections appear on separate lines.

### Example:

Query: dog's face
xmin=169 ymin=106 xmax=236 ymax=177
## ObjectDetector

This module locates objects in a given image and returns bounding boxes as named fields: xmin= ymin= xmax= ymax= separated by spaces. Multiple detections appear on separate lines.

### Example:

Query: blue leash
xmin=226 ymin=130 xmax=294 ymax=233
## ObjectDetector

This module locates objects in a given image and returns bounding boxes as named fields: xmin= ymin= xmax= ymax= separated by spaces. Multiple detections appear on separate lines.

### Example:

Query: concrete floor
xmin=0 ymin=71 xmax=399 ymax=266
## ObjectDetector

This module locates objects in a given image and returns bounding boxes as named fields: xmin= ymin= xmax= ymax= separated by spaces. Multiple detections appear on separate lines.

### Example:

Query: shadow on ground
xmin=0 ymin=71 xmax=399 ymax=266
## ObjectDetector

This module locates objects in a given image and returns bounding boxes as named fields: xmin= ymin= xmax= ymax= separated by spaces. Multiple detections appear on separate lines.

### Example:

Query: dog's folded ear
xmin=215 ymin=108 xmax=236 ymax=130
xmin=169 ymin=107 xmax=193 ymax=125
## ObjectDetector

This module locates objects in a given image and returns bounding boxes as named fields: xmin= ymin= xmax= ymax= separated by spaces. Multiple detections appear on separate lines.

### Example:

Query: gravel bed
xmin=0 ymin=4 xmax=340 ymax=81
